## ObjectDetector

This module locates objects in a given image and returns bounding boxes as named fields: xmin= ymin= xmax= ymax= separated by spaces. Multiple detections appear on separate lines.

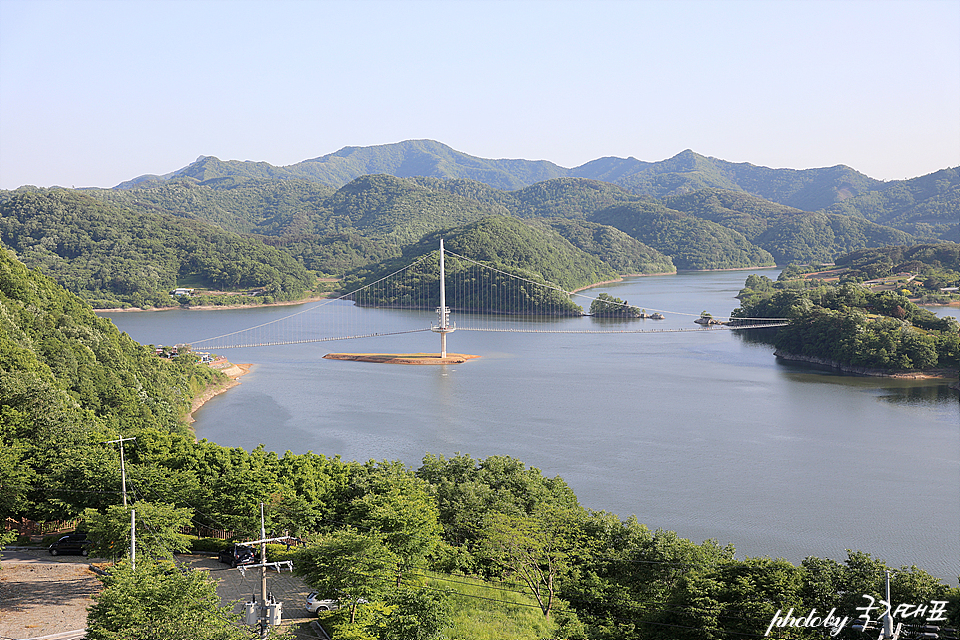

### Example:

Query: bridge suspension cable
xmin=188 ymin=243 xmax=790 ymax=350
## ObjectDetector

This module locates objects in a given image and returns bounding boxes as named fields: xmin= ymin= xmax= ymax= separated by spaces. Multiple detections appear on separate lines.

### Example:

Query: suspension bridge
xmin=189 ymin=240 xmax=790 ymax=354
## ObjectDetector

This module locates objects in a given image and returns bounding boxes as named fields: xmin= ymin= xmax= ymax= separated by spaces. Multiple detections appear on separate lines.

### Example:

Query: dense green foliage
xmin=120 ymin=143 xmax=896 ymax=214
xmin=2 ymin=237 xmax=958 ymax=639
xmin=93 ymin=177 xmax=337 ymax=236
xmin=732 ymin=246 xmax=960 ymax=371
xmin=531 ymin=218 xmax=675 ymax=274
xmin=41 ymin=141 xmax=953 ymax=294
xmin=822 ymin=167 xmax=960 ymax=238
xmin=835 ymin=243 xmax=960 ymax=284
xmin=593 ymin=201 xmax=776 ymax=270
xmin=339 ymin=217 xmax=620 ymax=315
xmin=86 ymin=559 xmax=250 ymax=640
xmin=83 ymin=502 xmax=194 ymax=560
xmin=0 ymin=249 xmax=223 ymax=519
xmin=0 ymin=189 xmax=316 ymax=308
xmin=754 ymin=211 xmax=916 ymax=264
xmin=589 ymin=292 xmax=642 ymax=317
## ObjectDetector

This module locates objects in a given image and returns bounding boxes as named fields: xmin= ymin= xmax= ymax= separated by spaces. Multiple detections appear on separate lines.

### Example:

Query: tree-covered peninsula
xmin=731 ymin=244 xmax=960 ymax=373
xmin=338 ymin=216 xmax=610 ymax=315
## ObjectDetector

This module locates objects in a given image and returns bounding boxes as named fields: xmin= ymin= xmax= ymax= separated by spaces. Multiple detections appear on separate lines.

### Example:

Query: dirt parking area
xmin=0 ymin=553 xmax=98 ymax=640
xmin=0 ymin=552 xmax=316 ymax=640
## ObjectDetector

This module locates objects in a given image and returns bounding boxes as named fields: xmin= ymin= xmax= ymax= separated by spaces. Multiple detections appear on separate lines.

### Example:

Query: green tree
xmin=372 ymin=586 xmax=452 ymax=640
xmin=0 ymin=439 xmax=34 ymax=519
xmin=481 ymin=506 xmax=581 ymax=619
xmin=353 ymin=474 xmax=443 ymax=587
xmin=589 ymin=292 xmax=641 ymax=317
xmin=650 ymin=557 xmax=808 ymax=640
xmin=82 ymin=502 xmax=193 ymax=560
xmin=86 ymin=559 xmax=251 ymax=640
xmin=294 ymin=529 xmax=396 ymax=624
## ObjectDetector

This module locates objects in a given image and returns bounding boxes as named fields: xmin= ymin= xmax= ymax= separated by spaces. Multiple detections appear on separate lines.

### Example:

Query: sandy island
xmin=324 ymin=352 xmax=480 ymax=365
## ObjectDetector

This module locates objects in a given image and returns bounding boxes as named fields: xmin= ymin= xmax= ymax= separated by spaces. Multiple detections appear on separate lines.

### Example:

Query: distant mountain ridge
xmin=115 ymin=139 xmax=881 ymax=203
xmin=5 ymin=140 xmax=955 ymax=308
xmin=117 ymin=140 xmax=957 ymax=232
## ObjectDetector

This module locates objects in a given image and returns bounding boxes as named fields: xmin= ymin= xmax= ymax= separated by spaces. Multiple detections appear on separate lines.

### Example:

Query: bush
xmin=41 ymin=534 xmax=63 ymax=547
xmin=190 ymin=537 xmax=231 ymax=553
xmin=265 ymin=543 xmax=297 ymax=563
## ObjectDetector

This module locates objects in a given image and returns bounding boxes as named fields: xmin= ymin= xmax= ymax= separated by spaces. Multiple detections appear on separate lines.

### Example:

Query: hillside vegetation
xmin=2 ymin=251 xmax=957 ymax=639
xmin=340 ymin=216 xmax=613 ymax=315
xmin=0 ymin=190 xmax=316 ymax=308
xmin=114 ymin=140 xmax=958 ymax=232
xmin=3 ymin=141 xmax=957 ymax=308
xmin=731 ymin=243 xmax=960 ymax=372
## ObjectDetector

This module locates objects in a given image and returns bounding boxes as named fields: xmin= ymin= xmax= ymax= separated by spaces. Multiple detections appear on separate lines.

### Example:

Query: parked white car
xmin=305 ymin=592 xmax=339 ymax=615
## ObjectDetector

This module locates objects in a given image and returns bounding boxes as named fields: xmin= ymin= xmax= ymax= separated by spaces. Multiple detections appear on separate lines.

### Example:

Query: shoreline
xmin=186 ymin=363 xmax=253 ymax=425
xmin=95 ymin=295 xmax=328 ymax=313
xmin=773 ymin=350 xmax=959 ymax=385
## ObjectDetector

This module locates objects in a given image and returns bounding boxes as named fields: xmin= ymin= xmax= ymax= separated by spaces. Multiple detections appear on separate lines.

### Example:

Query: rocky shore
xmin=773 ymin=350 xmax=959 ymax=386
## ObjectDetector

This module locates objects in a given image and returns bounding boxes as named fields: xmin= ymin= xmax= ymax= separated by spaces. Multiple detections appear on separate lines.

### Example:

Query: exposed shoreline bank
xmin=186 ymin=363 xmax=253 ymax=425
xmin=94 ymin=295 xmax=328 ymax=313
xmin=773 ymin=350 xmax=959 ymax=386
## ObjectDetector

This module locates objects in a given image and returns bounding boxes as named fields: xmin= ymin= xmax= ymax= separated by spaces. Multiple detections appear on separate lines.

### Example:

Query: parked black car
xmin=217 ymin=544 xmax=255 ymax=568
xmin=48 ymin=533 xmax=91 ymax=556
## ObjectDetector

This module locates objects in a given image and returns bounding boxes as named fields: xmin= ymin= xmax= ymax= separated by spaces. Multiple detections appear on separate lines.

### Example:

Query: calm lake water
xmin=103 ymin=270 xmax=960 ymax=583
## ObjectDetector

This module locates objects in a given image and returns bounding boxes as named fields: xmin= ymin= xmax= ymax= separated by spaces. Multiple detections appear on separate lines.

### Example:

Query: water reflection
xmin=875 ymin=381 xmax=960 ymax=407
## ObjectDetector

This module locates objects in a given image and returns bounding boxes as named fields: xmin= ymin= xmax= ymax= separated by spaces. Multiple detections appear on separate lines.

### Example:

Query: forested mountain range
xmin=2 ymin=140 xmax=956 ymax=308
xmin=114 ymin=139 xmax=958 ymax=233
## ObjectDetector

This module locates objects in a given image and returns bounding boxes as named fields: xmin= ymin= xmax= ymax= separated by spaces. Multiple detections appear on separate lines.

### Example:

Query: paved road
xmin=185 ymin=555 xmax=317 ymax=630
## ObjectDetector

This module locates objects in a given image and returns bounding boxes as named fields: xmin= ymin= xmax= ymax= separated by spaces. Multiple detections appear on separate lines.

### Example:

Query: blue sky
xmin=1 ymin=0 xmax=958 ymax=189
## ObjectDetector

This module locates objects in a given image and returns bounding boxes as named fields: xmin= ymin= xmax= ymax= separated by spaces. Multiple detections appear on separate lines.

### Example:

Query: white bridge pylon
xmin=430 ymin=238 xmax=455 ymax=357
xmin=189 ymin=240 xmax=789 ymax=351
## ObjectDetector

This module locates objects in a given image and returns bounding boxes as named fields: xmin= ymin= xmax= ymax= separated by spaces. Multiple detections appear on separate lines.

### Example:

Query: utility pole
xmin=106 ymin=435 xmax=136 ymax=507
xmin=236 ymin=503 xmax=293 ymax=636
xmin=260 ymin=503 xmax=268 ymax=638
xmin=130 ymin=509 xmax=136 ymax=571
xmin=881 ymin=570 xmax=902 ymax=640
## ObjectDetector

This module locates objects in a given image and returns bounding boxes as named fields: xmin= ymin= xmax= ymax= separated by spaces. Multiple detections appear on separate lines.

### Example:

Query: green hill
xmin=8 ymin=142 xmax=953 ymax=300
xmin=118 ymin=140 xmax=570 ymax=191
xmin=822 ymin=167 xmax=960 ymax=239
xmin=111 ymin=140 xmax=956 ymax=239
xmin=0 ymin=248 xmax=224 ymax=518
xmin=530 ymin=218 xmax=675 ymax=275
xmin=591 ymin=201 xmax=776 ymax=270
xmin=756 ymin=211 xmax=917 ymax=265
xmin=0 ymin=189 xmax=316 ymax=308
xmin=320 ymin=174 xmax=497 ymax=244
xmin=340 ymin=216 xmax=617 ymax=314
xmin=661 ymin=188 xmax=919 ymax=264
xmin=662 ymin=188 xmax=805 ymax=241
xmin=574 ymin=149 xmax=884 ymax=211
xmin=90 ymin=177 xmax=337 ymax=236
